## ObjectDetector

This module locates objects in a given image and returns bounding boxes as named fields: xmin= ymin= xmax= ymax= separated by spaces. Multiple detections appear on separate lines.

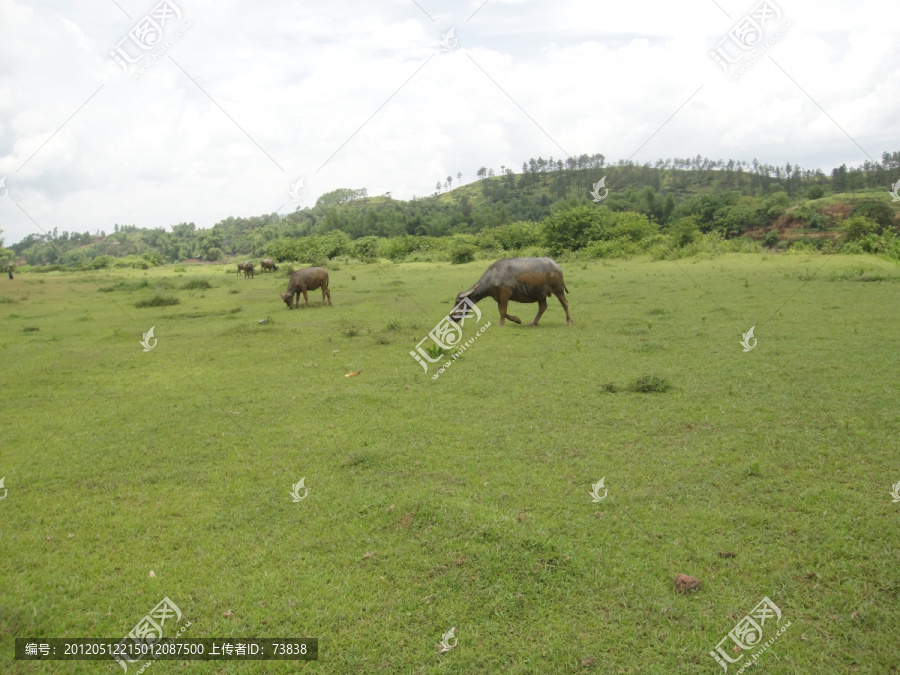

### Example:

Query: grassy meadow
xmin=1 ymin=253 xmax=899 ymax=673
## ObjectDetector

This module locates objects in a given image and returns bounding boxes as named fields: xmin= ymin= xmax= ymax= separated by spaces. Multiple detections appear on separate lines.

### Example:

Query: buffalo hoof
xmin=566 ymin=319 xmax=573 ymax=325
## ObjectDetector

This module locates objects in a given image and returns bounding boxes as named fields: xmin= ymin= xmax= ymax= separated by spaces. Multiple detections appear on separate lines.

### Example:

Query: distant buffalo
xmin=7 ymin=264 xmax=13 ymax=280
xmin=237 ymin=261 xmax=255 ymax=279
xmin=281 ymin=267 xmax=331 ymax=309
xmin=261 ymin=258 xmax=278 ymax=273
xmin=451 ymin=257 xmax=572 ymax=326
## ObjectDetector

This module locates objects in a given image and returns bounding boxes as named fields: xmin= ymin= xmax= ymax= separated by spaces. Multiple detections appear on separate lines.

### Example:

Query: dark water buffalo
xmin=7 ymin=264 xmax=14 ymax=280
xmin=237 ymin=261 xmax=254 ymax=278
xmin=451 ymin=257 xmax=572 ymax=326
xmin=261 ymin=258 xmax=278 ymax=273
xmin=281 ymin=267 xmax=332 ymax=309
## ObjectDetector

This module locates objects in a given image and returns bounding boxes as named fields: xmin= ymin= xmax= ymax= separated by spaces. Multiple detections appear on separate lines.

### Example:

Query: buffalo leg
xmin=323 ymin=286 xmax=332 ymax=306
xmin=302 ymin=290 xmax=310 ymax=307
xmin=529 ymin=298 xmax=548 ymax=326
xmin=555 ymin=291 xmax=573 ymax=325
xmin=498 ymin=297 xmax=521 ymax=325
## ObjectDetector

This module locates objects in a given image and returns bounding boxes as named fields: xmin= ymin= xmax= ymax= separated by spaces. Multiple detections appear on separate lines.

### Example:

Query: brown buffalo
xmin=237 ymin=261 xmax=255 ymax=279
xmin=281 ymin=267 xmax=332 ymax=309
xmin=261 ymin=258 xmax=278 ymax=273
xmin=451 ymin=257 xmax=572 ymax=326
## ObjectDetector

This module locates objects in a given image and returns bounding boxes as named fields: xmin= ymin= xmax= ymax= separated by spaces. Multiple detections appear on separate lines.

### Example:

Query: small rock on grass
xmin=675 ymin=574 xmax=702 ymax=593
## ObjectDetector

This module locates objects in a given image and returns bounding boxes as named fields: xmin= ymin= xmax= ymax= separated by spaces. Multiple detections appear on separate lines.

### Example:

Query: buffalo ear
xmin=460 ymin=282 xmax=479 ymax=298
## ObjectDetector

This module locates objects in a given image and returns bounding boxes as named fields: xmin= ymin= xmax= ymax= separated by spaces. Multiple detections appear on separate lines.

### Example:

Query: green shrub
xmin=585 ymin=237 xmax=642 ymax=259
xmin=787 ymin=204 xmax=827 ymax=231
xmin=543 ymin=204 xmax=613 ymax=254
xmin=763 ymin=230 xmax=779 ymax=248
xmin=669 ymin=216 xmax=700 ymax=247
xmin=181 ymin=278 xmax=212 ymax=290
xmin=98 ymin=279 xmax=150 ymax=293
xmin=134 ymin=295 xmax=180 ymax=308
xmin=785 ymin=240 xmax=820 ymax=255
xmin=142 ymin=251 xmax=163 ymax=266
xmin=842 ymin=216 xmax=880 ymax=240
xmin=450 ymin=242 xmax=477 ymax=264
xmin=378 ymin=235 xmax=424 ymax=262
xmin=607 ymin=211 xmax=658 ymax=241
xmin=89 ymin=255 xmax=115 ymax=269
xmin=477 ymin=221 xmax=542 ymax=251
xmin=60 ymin=249 xmax=90 ymax=267
xmin=377 ymin=236 xmax=451 ymax=262
xmin=266 ymin=231 xmax=351 ymax=265
xmin=352 ymin=236 xmax=381 ymax=261
xmin=110 ymin=255 xmax=154 ymax=269
xmin=840 ymin=232 xmax=900 ymax=258
xmin=807 ymin=185 xmax=825 ymax=199
xmin=850 ymin=199 xmax=894 ymax=231
xmin=628 ymin=374 xmax=671 ymax=393
xmin=713 ymin=196 xmax=767 ymax=236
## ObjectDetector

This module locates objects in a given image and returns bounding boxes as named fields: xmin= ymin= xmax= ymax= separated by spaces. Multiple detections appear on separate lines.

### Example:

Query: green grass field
xmin=2 ymin=254 xmax=899 ymax=673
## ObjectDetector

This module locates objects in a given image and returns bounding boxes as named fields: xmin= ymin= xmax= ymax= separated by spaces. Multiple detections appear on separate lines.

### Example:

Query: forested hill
xmin=7 ymin=151 xmax=900 ymax=267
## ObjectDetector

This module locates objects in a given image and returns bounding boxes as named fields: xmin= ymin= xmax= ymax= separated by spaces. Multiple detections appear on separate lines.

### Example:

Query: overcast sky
xmin=0 ymin=0 xmax=897 ymax=246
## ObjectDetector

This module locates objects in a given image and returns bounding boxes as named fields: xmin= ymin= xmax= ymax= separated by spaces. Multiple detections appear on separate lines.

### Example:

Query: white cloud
xmin=0 ymin=0 xmax=897 ymax=246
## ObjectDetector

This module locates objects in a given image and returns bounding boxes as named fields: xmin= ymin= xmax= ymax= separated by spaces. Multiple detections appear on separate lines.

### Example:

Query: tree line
xmin=5 ymin=150 xmax=899 ymax=268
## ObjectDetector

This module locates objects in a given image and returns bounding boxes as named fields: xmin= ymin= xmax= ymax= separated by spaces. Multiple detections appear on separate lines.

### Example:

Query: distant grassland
xmin=1 ymin=254 xmax=899 ymax=673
